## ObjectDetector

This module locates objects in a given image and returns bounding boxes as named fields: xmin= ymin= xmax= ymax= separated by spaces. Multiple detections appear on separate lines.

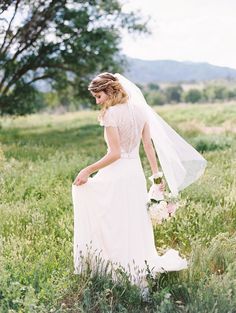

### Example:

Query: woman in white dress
xmin=72 ymin=72 xmax=206 ymax=286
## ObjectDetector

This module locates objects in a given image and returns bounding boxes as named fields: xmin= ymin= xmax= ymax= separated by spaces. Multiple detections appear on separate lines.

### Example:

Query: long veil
xmin=114 ymin=73 xmax=207 ymax=196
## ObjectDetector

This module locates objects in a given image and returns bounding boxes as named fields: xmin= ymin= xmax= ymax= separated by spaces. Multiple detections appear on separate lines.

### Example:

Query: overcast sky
xmin=121 ymin=0 xmax=236 ymax=69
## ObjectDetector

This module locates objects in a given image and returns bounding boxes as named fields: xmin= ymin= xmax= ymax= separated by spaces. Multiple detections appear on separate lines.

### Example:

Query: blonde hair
xmin=88 ymin=72 xmax=128 ymax=120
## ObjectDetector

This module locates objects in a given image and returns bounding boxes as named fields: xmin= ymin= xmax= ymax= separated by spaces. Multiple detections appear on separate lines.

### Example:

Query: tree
xmin=147 ymin=82 xmax=160 ymax=91
xmin=0 ymin=0 xmax=148 ymax=115
xmin=165 ymin=85 xmax=183 ymax=103
xmin=183 ymin=89 xmax=202 ymax=103
xmin=227 ymin=88 xmax=236 ymax=100
xmin=202 ymin=85 xmax=228 ymax=102
xmin=146 ymin=91 xmax=166 ymax=106
xmin=202 ymin=85 xmax=215 ymax=102
xmin=213 ymin=86 xmax=227 ymax=100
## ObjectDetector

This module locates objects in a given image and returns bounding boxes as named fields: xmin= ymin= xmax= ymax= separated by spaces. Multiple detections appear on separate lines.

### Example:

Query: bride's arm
xmin=141 ymin=122 xmax=159 ymax=174
xmin=87 ymin=127 xmax=121 ymax=173
xmin=73 ymin=127 xmax=121 ymax=185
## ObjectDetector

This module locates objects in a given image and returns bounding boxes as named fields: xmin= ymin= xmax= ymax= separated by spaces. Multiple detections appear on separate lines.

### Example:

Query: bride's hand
xmin=159 ymin=180 xmax=165 ymax=192
xmin=73 ymin=168 xmax=91 ymax=186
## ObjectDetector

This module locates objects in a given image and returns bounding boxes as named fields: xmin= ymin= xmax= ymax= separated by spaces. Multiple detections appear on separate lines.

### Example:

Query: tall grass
xmin=0 ymin=103 xmax=235 ymax=312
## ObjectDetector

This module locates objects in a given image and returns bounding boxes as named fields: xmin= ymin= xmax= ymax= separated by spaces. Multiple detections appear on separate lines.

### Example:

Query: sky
xmin=121 ymin=0 xmax=236 ymax=69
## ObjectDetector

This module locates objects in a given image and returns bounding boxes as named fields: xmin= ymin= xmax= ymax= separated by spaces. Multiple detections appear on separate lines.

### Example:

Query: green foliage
xmin=0 ymin=0 xmax=148 ymax=115
xmin=202 ymin=84 xmax=236 ymax=102
xmin=191 ymin=135 xmax=233 ymax=152
xmin=0 ymin=82 xmax=46 ymax=115
xmin=142 ymin=82 xmax=236 ymax=106
xmin=0 ymin=103 xmax=235 ymax=312
xmin=146 ymin=91 xmax=167 ymax=106
xmin=227 ymin=88 xmax=236 ymax=99
xmin=147 ymin=83 xmax=160 ymax=91
xmin=182 ymin=89 xmax=202 ymax=103
xmin=165 ymin=85 xmax=183 ymax=103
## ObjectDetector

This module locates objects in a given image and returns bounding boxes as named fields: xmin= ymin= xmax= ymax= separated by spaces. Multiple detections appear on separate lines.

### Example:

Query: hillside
xmin=124 ymin=57 xmax=236 ymax=84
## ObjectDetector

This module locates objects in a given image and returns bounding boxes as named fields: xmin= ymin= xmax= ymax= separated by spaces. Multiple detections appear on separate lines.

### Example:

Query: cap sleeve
xmin=99 ymin=108 xmax=117 ymax=127
xmin=139 ymin=106 xmax=149 ymax=125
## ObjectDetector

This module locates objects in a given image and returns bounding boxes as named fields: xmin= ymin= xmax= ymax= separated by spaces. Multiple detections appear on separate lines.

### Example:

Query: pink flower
xmin=167 ymin=203 xmax=177 ymax=216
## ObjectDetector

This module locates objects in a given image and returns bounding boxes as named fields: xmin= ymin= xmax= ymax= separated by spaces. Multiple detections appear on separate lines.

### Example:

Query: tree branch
xmin=0 ymin=0 xmax=59 ymax=90
xmin=26 ymin=74 xmax=53 ymax=85
xmin=0 ymin=1 xmax=16 ymax=15
xmin=0 ymin=0 xmax=21 ymax=53
xmin=1 ymin=59 xmax=76 ymax=95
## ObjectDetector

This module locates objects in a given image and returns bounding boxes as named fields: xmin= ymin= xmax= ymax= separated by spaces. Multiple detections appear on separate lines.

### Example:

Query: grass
xmin=0 ymin=102 xmax=236 ymax=312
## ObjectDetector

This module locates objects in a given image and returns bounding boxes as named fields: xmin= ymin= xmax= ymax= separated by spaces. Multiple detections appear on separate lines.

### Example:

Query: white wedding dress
xmin=72 ymin=102 xmax=188 ymax=286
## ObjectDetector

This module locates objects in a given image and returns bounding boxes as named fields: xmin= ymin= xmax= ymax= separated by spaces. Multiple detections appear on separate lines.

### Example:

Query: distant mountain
xmin=35 ymin=57 xmax=236 ymax=92
xmin=124 ymin=57 xmax=236 ymax=84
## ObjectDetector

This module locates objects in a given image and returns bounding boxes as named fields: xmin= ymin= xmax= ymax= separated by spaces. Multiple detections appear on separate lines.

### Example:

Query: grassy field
xmin=0 ymin=103 xmax=236 ymax=312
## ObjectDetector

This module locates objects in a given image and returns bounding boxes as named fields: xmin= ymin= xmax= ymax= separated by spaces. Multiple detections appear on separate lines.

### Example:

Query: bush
xmin=182 ymin=89 xmax=202 ymax=103
xmin=191 ymin=135 xmax=232 ymax=152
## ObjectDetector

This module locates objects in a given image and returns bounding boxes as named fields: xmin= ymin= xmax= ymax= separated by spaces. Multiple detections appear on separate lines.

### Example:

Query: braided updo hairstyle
xmin=88 ymin=72 xmax=128 ymax=120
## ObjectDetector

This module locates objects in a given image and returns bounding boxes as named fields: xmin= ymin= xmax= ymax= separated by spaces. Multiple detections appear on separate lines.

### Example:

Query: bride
xmin=72 ymin=72 xmax=207 ymax=286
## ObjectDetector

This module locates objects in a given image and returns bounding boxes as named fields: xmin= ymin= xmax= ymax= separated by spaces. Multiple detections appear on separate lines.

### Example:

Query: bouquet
xmin=147 ymin=171 xmax=179 ymax=225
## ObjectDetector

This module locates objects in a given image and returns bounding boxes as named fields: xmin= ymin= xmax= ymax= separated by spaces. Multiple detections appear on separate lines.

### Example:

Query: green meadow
xmin=0 ymin=103 xmax=236 ymax=312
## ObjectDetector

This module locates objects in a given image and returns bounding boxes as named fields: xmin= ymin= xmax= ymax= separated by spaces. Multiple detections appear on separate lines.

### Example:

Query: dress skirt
xmin=72 ymin=155 xmax=188 ymax=286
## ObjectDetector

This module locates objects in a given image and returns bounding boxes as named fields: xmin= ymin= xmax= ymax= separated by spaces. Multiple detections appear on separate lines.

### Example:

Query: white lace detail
xmin=99 ymin=109 xmax=117 ymax=127
xmin=100 ymin=103 xmax=148 ymax=156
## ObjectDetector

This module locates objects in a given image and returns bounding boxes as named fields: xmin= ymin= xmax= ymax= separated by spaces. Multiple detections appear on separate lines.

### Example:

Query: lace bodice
xmin=99 ymin=102 xmax=148 ymax=158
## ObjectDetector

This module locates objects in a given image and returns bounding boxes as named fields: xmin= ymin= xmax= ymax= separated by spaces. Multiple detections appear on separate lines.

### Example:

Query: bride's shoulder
xmin=105 ymin=102 xmax=128 ymax=119
xmin=99 ymin=106 xmax=118 ymax=127
xmin=110 ymin=102 xmax=128 ymax=110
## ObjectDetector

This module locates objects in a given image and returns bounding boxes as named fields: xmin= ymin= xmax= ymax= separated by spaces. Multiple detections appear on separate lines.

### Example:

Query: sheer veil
xmin=114 ymin=73 xmax=207 ymax=196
